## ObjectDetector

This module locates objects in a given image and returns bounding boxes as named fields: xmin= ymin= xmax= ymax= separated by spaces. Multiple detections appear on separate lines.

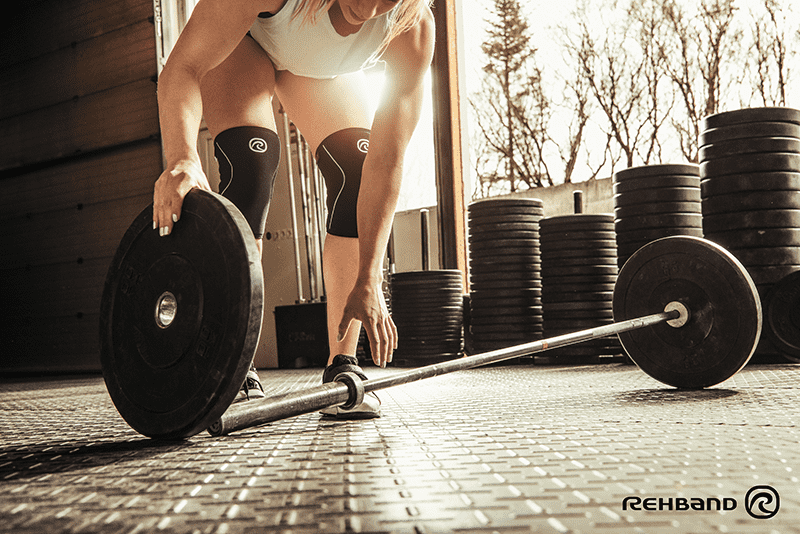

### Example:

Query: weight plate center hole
xmin=665 ymin=301 xmax=690 ymax=328
xmin=155 ymin=291 xmax=177 ymax=329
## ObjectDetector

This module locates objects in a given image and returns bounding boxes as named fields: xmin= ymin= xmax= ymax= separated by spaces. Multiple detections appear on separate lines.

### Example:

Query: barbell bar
xmin=208 ymin=308 xmax=681 ymax=436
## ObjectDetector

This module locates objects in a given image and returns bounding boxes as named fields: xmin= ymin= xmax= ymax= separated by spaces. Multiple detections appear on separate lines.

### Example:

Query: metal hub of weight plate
xmin=764 ymin=270 xmax=800 ymax=362
xmin=613 ymin=236 xmax=761 ymax=389
xmin=99 ymin=190 xmax=263 ymax=439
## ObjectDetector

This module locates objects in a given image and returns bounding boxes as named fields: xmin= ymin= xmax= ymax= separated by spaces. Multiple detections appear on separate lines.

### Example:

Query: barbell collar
xmin=334 ymin=371 xmax=365 ymax=410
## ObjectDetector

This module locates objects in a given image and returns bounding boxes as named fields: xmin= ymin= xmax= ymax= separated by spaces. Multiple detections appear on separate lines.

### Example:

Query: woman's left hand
xmin=337 ymin=279 xmax=397 ymax=368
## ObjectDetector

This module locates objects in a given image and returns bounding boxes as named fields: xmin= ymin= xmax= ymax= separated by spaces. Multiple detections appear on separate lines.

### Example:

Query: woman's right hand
xmin=153 ymin=158 xmax=212 ymax=236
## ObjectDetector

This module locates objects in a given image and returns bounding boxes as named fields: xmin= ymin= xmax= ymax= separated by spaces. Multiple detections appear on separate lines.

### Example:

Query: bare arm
xmin=337 ymin=6 xmax=436 ymax=365
xmin=153 ymin=0 xmax=281 ymax=235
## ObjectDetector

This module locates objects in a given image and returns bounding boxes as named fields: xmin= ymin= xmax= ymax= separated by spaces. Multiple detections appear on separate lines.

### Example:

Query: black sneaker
xmin=233 ymin=365 xmax=266 ymax=403
xmin=320 ymin=355 xmax=381 ymax=419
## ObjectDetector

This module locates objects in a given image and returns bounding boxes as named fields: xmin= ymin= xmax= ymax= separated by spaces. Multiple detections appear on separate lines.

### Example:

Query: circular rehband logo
xmin=357 ymin=138 xmax=369 ymax=154
xmin=249 ymin=137 xmax=268 ymax=153
xmin=745 ymin=486 xmax=780 ymax=519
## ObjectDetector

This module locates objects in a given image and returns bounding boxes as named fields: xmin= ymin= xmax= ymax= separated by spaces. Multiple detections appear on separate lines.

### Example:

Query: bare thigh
xmin=275 ymin=70 xmax=373 ymax=154
xmin=200 ymin=35 xmax=278 ymax=138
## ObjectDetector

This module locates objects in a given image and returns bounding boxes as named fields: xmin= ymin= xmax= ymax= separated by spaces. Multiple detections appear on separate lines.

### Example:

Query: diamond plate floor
xmin=1 ymin=363 xmax=800 ymax=533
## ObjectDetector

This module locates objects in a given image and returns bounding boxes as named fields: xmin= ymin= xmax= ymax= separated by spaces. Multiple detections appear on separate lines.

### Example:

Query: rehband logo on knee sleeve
xmin=249 ymin=138 xmax=268 ymax=153
xmin=357 ymin=138 xmax=369 ymax=154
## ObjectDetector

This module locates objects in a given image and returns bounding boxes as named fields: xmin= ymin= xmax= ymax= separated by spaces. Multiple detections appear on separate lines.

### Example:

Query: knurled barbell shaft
xmin=208 ymin=309 xmax=678 ymax=436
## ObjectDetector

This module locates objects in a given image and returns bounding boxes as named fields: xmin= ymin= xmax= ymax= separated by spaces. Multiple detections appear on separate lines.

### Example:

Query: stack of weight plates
xmin=613 ymin=164 xmax=702 ymax=269
xmin=390 ymin=270 xmax=464 ymax=367
xmin=699 ymin=106 xmax=800 ymax=361
xmin=540 ymin=214 xmax=622 ymax=363
xmin=468 ymin=198 xmax=544 ymax=355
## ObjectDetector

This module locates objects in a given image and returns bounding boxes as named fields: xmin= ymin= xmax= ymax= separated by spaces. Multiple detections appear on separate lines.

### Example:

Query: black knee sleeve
xmin=214 ymin=126 xmax=281 ymax=239
xmin=315 ymin=128 xmax=370 ymax=238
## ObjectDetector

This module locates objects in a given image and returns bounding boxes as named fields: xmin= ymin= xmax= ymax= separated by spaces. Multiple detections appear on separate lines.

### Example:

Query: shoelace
xmin=242 ymin=377 xmax=263 ymax=400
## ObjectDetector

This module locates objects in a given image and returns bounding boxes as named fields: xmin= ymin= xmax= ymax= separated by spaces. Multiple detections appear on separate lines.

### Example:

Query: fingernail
xmin=172 ymin=214 xmax=178 ymax=223
xmin=160 ymin=227 xmax=167 ymax=237
xmin=153 ymin=221 xmax=157 ymax=230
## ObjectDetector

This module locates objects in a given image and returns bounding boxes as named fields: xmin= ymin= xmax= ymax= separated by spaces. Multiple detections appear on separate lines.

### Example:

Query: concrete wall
xmin=392 ymin=179 xmax=615 ymax=275
xmin=491 ymin=178 xmax=614 ymax=217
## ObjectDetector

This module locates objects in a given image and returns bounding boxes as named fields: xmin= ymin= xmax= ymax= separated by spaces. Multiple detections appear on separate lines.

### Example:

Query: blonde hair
xmin=293 ymin=0 xmax=431 ymax=56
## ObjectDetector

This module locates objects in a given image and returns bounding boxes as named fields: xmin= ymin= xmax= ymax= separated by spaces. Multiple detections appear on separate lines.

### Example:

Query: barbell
xmin=100 ymin=190 xmax=762 ymax=439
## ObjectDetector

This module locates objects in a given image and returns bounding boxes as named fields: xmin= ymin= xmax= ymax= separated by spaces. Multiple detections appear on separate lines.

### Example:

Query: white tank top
xmin=249 ymin=0 xmax=396 ymax=79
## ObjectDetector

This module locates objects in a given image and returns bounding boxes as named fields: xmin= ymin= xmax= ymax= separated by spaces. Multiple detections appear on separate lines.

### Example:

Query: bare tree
xmin=470 ymin=0 xmax=551 ymax=195
xmin=628 ymin=0 xmax=674 ymax=164
xmin=564 ymin=0 xmax=675 ymax=172
xmin=558 ymin=67 xmax=591 ymax=183
xmin=751 ymin=0 xmax=791 ymax=106
xmin=659 ymin=0 xmax=741 ymax=162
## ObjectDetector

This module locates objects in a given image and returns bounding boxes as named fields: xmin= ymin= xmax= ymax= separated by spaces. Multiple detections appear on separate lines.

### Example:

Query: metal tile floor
xmin=1 ymin=362 xmax=799 ymax=534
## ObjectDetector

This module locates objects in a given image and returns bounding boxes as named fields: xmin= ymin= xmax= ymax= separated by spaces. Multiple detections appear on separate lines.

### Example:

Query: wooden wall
xmin=1 ymin=0 xmax=162 ymax=373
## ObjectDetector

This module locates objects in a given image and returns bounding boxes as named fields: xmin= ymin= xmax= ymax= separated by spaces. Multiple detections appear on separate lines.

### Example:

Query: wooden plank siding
xmin=0 ymin=0 xmax=162 ymax=373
